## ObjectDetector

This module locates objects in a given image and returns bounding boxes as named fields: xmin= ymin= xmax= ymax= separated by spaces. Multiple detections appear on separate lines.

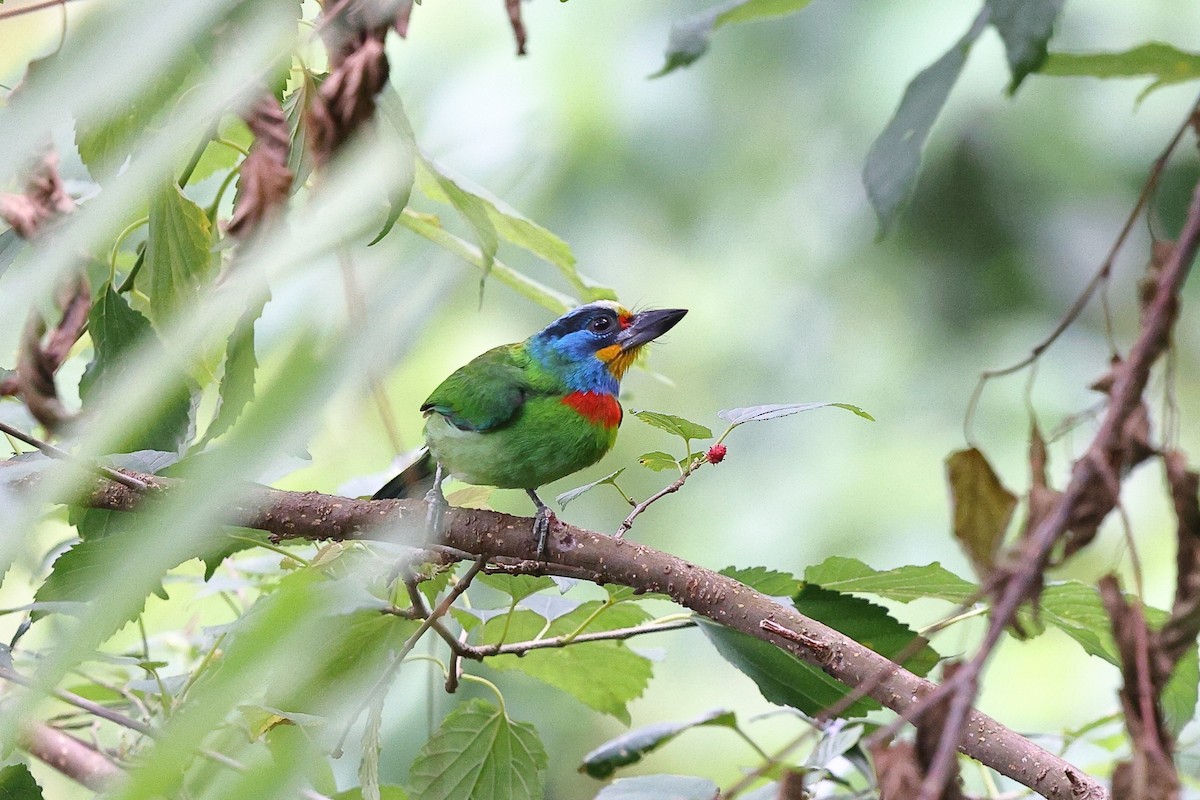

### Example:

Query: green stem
xmin=178 ymin=131 xmax=212 ymax=189
xmin=116 ymin=248 xmax=145 ymax=293
xmin=458 ymin=673 xmax=506 ymax=714
xmin=109 ymin=215 xmax=149 ymax=281
xmin=214 ymin=137 xmax=250 ymax=157
xmin=178 ymin=630 xmax=227 ymax=701
xmin=733 ymin=725 xmax=773 ymax=764
xmin=495 ymin=597 xmax=519 ymax=646
xmin=562 ymin=597 xmax=614 ymax=644
xmin=207 ymin=167 xmax=241 ymax=222
xmin=917 ymin=605 xmax=989 ymax=637
xmin=225 ymin=533 xmax=311 ymax=567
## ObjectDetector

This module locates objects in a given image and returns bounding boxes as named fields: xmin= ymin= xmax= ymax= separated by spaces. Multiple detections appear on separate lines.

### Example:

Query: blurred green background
xmin=5 ymin=0 xmax=1200 ymax=796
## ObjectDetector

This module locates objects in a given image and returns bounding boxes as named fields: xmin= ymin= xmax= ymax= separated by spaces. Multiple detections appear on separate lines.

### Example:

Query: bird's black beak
xmin=616 ymin=308 xmax=688 ymax=352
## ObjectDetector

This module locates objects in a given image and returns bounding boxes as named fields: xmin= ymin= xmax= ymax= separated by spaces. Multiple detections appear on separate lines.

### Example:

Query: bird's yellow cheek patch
xmin=595 ymin=344 xmax=637 ymax=380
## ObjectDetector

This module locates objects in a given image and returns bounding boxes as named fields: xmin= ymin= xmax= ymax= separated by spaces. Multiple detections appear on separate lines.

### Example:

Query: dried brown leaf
xmin=227 ymin=92 xmax=293 ymax=238
xmin=871 ymin=742 xmax=923 ymax=800
xmin=506 ymin=0 xmax=527 ymax=55
xmin=0 ymin=148 xmax=74 ymax=239
xmin=307 ymin=33 xmax=390 ymax=163
xmin=1158 ymin=451 xmax=1200 ymax=671
xmin=913 ymin=661 xmax=967 ymax=800
xmin=947 ymin=448 xmax=1017 ymax=582
xmin=394 ymin=0 xmax=414 ymax=37
xmin=1100 ymin=575 xmax=1180 ymax=800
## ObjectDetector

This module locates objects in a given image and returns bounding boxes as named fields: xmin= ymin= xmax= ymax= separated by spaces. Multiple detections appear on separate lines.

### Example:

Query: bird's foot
xmin=423 ymin=465 xmax=448 ymax=540
xmin=533 ymin=505 xmax=557 ymax=561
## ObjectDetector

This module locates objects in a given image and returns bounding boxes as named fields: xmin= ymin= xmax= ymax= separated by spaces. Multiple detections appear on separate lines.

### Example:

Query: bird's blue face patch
xmin=527 ymin=302 xmax=632 ymax=394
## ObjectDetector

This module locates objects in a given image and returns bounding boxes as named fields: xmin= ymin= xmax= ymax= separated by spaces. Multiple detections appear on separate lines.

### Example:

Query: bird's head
xmin=528 ymin=301 xmax=687 ymax=393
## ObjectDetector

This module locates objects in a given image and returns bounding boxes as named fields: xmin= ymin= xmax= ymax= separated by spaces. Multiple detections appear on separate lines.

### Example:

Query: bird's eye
xmin=589 ymin=316 xmax=614 ymax=333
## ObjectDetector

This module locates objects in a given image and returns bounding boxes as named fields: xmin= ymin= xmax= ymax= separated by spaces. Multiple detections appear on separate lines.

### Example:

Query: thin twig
xmin=0 ymin=420 xmax=149 ymax=492
xmin=616 ymin=458 xmax=703 ymax=537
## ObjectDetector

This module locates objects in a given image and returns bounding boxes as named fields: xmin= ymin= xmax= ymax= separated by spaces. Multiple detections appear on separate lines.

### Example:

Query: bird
xmin=373 ymin=300 xmax=687 ymax=557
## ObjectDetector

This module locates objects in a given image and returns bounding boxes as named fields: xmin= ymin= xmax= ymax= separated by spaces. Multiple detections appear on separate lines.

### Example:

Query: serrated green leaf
xmin=416 ymin=158 xmax=499 ymax=289
xmin=33 ymin=533 xmax=170 ymax=625
xmin=78 ymin=285 xmax=195 ymax=453
xmin=631 ymin=410 xmax=712 ymax=442
xmin=803 ymin=557 xmax=979 ymax=604
xmin=0 ymin=763 xmax=44 ymax=800
xmin=408 ymin=698 xmax=547 ymax=800
xmin=478 ymin=574 xmax=556 ymax=603
xmin=557 ymin=468 xmax=625 ymax=510
xmin=595 ymin=775 xmax=718 ymax=800
xmin=1040 ymin=582 xmax=1199 ymax=735
xmin=283 ymin=71 xmax=320 ymax=192
xmin=794 ymin=585 xmax=938 ymax=676
xmin=863 ymin=16 xmax=985 ymax=236
xmin=145 ymin=183 xmax=214 ymax=324
xmin=653 ymin=0 xmax=815 ymax=78
xmin=69 ymin=506 xmax=132 ymax=542
xmin=719 ymin=566 xmax=800 ymax=597
xmin=1038 ymin=43 xmax=1200 ymax=85
xmin=637 ymin=451 xmax=679 ymax=472
xmin=580 ymin=708 xmax=735 ymax=778
xmin=946 ymin=448 xmax=1017 ymax=580
xmin=199 ymin=294 xmax=265 ymax=446
xmin=482 ymin=603 xmax=653 ymax=723
xmin=986 ymin=0 xmax=1065 ymax=92
xmin=717 ymin=402 xmax=874 ymax=425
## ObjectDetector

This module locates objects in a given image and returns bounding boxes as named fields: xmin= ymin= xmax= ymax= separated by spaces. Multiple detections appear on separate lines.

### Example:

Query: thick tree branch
xmin=22 ymin=470 xmax=1106 ymax=800
xmin=20 ymin=722 xmax=121 ymax=792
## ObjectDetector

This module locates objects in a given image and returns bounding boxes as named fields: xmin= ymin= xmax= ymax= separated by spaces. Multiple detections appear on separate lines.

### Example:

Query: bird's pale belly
xmin=424 ymin=397 xmax=618 ymax=490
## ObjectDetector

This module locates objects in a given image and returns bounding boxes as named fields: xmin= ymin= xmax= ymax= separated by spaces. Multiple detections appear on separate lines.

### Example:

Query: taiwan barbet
xmin=373 ymin=301 xmax=687 ymax=556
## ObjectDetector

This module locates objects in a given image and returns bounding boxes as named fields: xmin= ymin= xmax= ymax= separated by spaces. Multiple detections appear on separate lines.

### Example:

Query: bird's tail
xmin=372 ymin=447 xmax=435 ymax=500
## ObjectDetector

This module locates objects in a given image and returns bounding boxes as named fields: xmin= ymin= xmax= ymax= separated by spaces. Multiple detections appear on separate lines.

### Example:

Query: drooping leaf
xmin=653 ymin=0 xmax=815 ymax=78
xmin=580 ymin=708 xmax=735 ymax=778
xmin=33 ymin=532 xmax=171 ymax=625
xmin=946 ymin=448 xmax=1017 ymax=581
xmin=481 ymin=603 xmax=653 ymax=723
xmin=631 ymin=410 xmax=713 ymax=442
xmin=407 ymin=698 xmax=547 ymax=800
xmin=283 ymin=70 xmax=320 ymax=192
xmin=199 ymin=294 xmax=266 ymax=446
xmin=0 ymin=763 xmax=44 ymax=800
xmin=78 ymin=285 xmax=195 ymax=453
xmin=863 ymin=15 xmax=986 ymax=236
xmin=637 ymin=451 xmax=679 ymax=472
xmin=986 ymin=0 xmax=1065 ymax=92
xmin=594 ymin=775 xmax=718 ymax=800
xmin=556 ymin=468 xmax=625 ymax=510
xmin=803 ymin=557 xmax=979 ymax=605
xmin=699 ymin=618 xmax=881 ymax=717
xmin=368 ymin=87 xmax=417 ymax=246
xmin=1040 ymin=582 xmax=1199 ymax=735
xmin=719 ymin=565 xmax=800 ymax=597
xmin=416 ymin=158 xmax=499 ymax=286
xmin=717 ymin=402 xmax=874 ymax=425
xmin=1038 ymin=43 xmax=1200 ymax=86
xmin=145 ymin=183 xmax=214 ymax=324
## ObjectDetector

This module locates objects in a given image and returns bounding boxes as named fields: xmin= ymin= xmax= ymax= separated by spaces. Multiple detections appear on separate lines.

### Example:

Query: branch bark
xmin=27 ymin=469 xmax=1106 ymax=800
xmin=20 ymin=722 xmax=121 ymax=792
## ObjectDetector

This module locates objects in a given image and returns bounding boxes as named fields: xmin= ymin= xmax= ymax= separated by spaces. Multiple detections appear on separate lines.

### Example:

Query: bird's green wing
xmin=421 ymin=344 xmax=539 ymax=432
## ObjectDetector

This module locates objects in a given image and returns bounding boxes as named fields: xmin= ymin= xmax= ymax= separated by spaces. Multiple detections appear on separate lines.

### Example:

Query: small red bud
xmin=706 ymin=443 xmax=727 ymax=464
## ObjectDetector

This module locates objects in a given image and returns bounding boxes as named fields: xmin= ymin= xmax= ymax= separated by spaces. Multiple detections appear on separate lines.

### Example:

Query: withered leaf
xmin=0 ymin=148 xmax=74 ymax=239
xmin=506 ymin=0 xmax=527 ymax=55
xmin=947 ymin=448 xmax=1017 ymax=582
xmin=871 ymin=742 xmax=923 ymax=800
xmin=228 ymin=92 xmax=293 ymax=238
xmin=1158 ymin=451 xmax=1200 ymax=672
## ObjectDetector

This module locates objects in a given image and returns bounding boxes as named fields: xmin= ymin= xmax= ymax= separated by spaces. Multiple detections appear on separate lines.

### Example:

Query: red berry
xmin=706 ymin=444 xmax=727 ymax=464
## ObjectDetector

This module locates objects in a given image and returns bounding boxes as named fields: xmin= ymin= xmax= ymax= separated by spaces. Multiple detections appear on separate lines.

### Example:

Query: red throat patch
xmin=563 ymin=391 xmax=622 ymax=428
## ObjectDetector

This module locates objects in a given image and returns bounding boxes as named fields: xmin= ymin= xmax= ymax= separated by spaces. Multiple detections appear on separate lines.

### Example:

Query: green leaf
xmin=580 ymin=708 xmax=735 ymax=779
xmin=359 ymin=690 xmax=385 ymax=800
xmin=444 ymin=485 xmax=494 ymax=509
xmin=1038 ymin=43 xmax=1200 ymax=85
xmin=478 ymin=574 xmax=556 ymax=603
xmin=946 ymin=448 xmax=1017 ymax=580
xmin=700 ymin=585 xmax=937 ymax=718
xmin=631 ymin=411 xmax=713 ymax=442
xmin=368 ymin=87 xmax=417 ymax=246
xmin=33 ymin=532 xmax=170 ymax=625
xmin=986 ymin=0 xmax=1065 ymax=92
xmin=653 ymin=0 xmax=815 ymax=78
xmin=0 ymin=764 xmax=44 ymax=800
xmin=594 ymin=775 xmax=718 ymax=800
xmin=719 ymin=566 xmax=800 ymax=597
xmin=145 ymin=183 xmax=214 ymax=324
xmin=556 ymin=468 xmax=625 ymax=510
xmin=803 ymin=557 xmax=979 ymax=604
xmin=1040 ymin=582 xmax=1199 ymax=735
xmin=863 ymin=15 xmax=986 ymax=236
xmin=416 ymin=158 xmax=499 ymax=289
xmin=717 ymin=402 xmax=874 ymax=425
xmin=407 ymin=698 xmax=547 ymax=800
xmin=79 ymin=285 xmax=195 ymax=453
xmin=199 ymin=294 xmax=266 ymax=446
xmin=188 ymin=117 xmax=252 ymax=184
xmin=637 ymin=451 xmax=679 ymax=472
xmin=482 ymin=603 xmax=653 ymax=723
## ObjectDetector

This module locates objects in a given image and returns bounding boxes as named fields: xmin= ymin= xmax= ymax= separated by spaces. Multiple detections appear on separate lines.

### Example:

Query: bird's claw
xmin=423 ymin=469 xmax=448 ymax=540
xmin=533 ymin=506 xmax=556 ymax=560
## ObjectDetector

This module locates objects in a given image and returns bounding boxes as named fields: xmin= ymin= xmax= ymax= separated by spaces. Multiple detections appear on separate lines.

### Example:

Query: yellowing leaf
xmin=946 ymin=448 xmax=1017 ymax=580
